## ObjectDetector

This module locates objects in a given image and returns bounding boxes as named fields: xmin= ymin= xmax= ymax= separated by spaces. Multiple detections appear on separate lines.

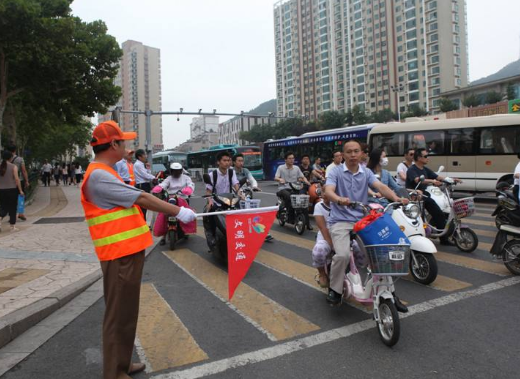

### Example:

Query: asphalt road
xmin=3 ymin=181 xmax=519 ymax=379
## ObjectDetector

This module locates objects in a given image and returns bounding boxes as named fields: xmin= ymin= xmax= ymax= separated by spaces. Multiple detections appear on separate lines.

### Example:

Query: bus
xmin=151 ymin=150 xmax=187 ymax=174
xmin=262 ymin=123 xmax=377 ymax=180
xmin=187 ymin=144 xmax=263 ymax=180
xmin=368 ymin=114 xmax=520 ymax=192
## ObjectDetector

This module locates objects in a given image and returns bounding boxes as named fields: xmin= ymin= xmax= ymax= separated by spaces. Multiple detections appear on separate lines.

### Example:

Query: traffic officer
xmin=81 ymin=120 xmax=196 ymax=379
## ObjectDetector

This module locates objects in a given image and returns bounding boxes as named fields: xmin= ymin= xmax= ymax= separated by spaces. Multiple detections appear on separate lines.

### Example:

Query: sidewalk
xmin=0 ymin=184 xmax=158 ymax=349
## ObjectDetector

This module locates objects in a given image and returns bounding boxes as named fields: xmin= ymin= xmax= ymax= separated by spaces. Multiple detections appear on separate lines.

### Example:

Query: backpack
xmin=212 ymin=169 xmax=234 ymax=194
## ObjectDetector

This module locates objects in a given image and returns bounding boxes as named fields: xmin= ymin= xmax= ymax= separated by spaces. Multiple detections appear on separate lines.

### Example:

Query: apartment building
xmin=98 ymin=40 xmax=163 ymax=152
xmin=219 ymin=116 xmax=274 ymax=145
xmin=274 ymin=0 xmax=468 ymax=119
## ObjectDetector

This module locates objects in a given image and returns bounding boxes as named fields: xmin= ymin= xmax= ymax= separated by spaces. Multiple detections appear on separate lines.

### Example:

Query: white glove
xmin=176 ymin=207 xmax=196 ymax=223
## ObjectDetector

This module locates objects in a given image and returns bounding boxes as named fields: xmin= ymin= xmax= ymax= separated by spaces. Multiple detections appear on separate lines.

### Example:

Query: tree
xmin=462 ymin=94 xmax=480 ymax=108
xmin=371 ymin=108 xmax=396 ymax=123
xmin=438 ymin=97 xmax=459 ymax=113
xmin=401 ymin=105 xmax=428 ymax=119
xmin=485 ymin=90 xmax=503 ymax=104
xmin=317 ymin=110 xmax=345 ymax=130
xmin=0 ymin=0 xmax=122 ymax=148
xmin=506 ymin=82 xmax=516 ymax=101
xmin=351 ymin=105 xmax=371 ymax=125
xmin=345 ymin=110 xmax=354 ymax=126
xmin=239 ymin=124 xmax=274 ymax=143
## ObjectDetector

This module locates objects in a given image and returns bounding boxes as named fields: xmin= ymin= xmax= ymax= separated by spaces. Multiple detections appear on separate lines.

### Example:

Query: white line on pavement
xmin=151 ymin=276 xmax=520 ymax=379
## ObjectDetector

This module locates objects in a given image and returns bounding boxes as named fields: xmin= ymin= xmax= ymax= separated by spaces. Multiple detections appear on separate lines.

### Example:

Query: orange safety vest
xmin=126 ymin=161 xmax=136 ymax=186
xmin=80 ymin=162 xmax=152 ymax=261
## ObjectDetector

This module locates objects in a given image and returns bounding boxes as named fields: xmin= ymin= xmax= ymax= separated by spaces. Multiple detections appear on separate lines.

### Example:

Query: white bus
xmin=368 ymin=114 xmax=520 ymax=192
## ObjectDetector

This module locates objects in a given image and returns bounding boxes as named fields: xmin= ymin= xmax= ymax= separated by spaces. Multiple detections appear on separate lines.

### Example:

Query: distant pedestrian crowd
xmin=41 ymin=161 xmax=83 ymax=187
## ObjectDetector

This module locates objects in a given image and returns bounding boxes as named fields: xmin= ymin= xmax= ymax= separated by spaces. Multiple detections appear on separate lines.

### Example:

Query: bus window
xmin=479 ymin=126 xmax=520 ymax=154
xmin=408 ymin=131 xmax=445 ymax=155
xmin=448 ymin=129 xmax=475 ymax=155
xmin=372 ymin=133 xmax=402 ymax=156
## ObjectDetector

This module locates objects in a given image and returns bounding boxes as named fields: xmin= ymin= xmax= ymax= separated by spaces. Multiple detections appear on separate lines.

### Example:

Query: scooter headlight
xmin=217 ymin=196 xmax=231 ymax=206
xmin=404 ymin=203 xmax=420 ymax=219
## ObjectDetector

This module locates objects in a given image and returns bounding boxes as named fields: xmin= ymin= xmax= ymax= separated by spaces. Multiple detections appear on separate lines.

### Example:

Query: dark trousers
xmin=277 ymin=189 xmax=294 ymax=220
xmin=136 ymin=183 xmax=151 ymax=221
xmin=42 ymin=172 xmax=51 ymax=186
xmin=100 ymin=250 xmax=145 ymax=379
xmin=514 ymin=185 xmax=519 ymax=202
xmin=0 ymin=188 xmax=19 ymax=225
xmin=423 ymin=194 xmax=447 ymax=231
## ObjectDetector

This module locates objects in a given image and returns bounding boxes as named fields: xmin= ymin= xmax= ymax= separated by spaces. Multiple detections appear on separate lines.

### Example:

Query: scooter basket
xmin=364 ymin=244 xmax=411 ymax=275
xmin=291 ymin=194 xmax=310 ymax=209
xmin=452 ymin=197 xmax=475 ymax=219
xmin=239 ymin=199 xmax=261 ymax=209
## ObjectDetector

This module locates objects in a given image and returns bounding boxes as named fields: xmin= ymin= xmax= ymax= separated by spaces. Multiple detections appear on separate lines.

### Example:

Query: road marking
xmin=137 ymin=283 xmax=209 ymax=372
xmin=463 ymin=218 xmax=495 ymax=227
xmin=404 ymin=273 xmax=471 ymax=292
xmin=435 ymin=252 xmax=511 ymax=276
xmin=268 ymin=230 xmax=315 ymax=250
xmin=255 ymin=249 xmax=372 ymax=313
xmin=163 ymin=249 xmax=320 ymax=341
xmin=477 ymin=241 xmax=493 ymax=251
xmin=469 ymin=228 xmax=496 ymax=238
xmin=151 ymin=276 xmax=520 ymax=379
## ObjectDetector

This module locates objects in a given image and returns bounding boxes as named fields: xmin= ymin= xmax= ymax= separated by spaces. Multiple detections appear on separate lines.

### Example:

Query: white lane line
xmin=151 ymin=276 xmax=520 ymax=379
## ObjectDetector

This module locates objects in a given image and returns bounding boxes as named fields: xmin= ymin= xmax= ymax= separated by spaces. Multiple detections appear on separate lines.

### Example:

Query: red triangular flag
xmin=227 ymin=210 xmax=277 ymax=300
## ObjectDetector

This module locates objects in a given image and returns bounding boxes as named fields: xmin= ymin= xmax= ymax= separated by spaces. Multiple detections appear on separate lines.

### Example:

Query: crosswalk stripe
xmin=469 ymin=228 xmax=496 ymax=238
xmin=435 ymin=252 xmax=510 ymax=276
xmin=404 ymin=273 xmax=472 ymax=292
xmin=163 ymin=249 xmax=320 ymax=341
xmin=477 ymin=241 xmax=493 ymax=251
xmin=463 ymin=218 xmax=495 ymax=227
xmin=255 ymin=249 xmax=372 ymax=313
xmin=268 ymin=229 xmax=315 ymax=250
xmin=137 ymin=283 xmax=209 ymax=371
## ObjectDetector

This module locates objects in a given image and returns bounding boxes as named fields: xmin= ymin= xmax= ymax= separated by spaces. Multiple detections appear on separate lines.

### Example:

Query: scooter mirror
xmin=203 ymin=173 xmax=212 ymax=185
xmin=437 ymin=165 xmax=445 ymax=174
xmin=419 ymin=175 xmax=425 ymax=182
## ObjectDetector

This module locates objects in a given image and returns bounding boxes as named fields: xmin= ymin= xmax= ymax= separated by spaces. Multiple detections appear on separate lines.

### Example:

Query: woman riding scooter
xmin=158 ymin=163 xmax=195 ymax=245
xmin=366 ymin=149 xmax=401 ymax=207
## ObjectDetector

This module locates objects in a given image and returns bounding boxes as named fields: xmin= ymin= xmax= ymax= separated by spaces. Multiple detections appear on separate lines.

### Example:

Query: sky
xmin=69 ymin=0 xmax=520 ymax=150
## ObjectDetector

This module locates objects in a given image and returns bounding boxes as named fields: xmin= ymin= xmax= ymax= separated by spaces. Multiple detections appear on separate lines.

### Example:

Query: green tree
xmin=462 ymin=94 xmax=480 ymax=108
xmin=438 ymin=97 xmax=459 ymax=112
xmin=351 ymin=105 xmax=371 ymax=125
xmin=371 ymin=108 xmax=396 ymax=123
xmin=401 ymin=105 xmax=428 ymax=119
xmin=345 ymin=110 xmax=354 ymax=126
xmin=317 ymin=110 xmax=345 ymax=130
xmin=239 ymin=124 xmax=274 ymax=143
xmin=485 ymin=90 xmax=503 ymax=104
xmin=506 ymin=83 xmax=517 ymax=100
xmin=0 ymin=0 xmax=121 ymax=148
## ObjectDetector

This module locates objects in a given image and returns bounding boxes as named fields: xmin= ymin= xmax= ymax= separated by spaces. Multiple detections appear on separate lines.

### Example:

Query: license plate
xmin=389 ymin=251 xmax=405 ymax=261
xmin=168 ymin=217 xmax=177 ymax=222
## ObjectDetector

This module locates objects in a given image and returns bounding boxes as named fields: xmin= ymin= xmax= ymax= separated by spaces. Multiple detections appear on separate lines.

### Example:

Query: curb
xmin=0 ymin=239 xmax=160 ymax=350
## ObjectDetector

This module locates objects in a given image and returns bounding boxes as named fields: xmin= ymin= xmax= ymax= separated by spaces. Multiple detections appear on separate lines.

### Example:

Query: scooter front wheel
xmin=168 ymin=229 xmax=177 ymax=251
xmin=295 ymin=213 xmax=306 ymax=235
xmin=454 ymin=228 xmax=478 ymax=253
xmin=410 ymin=252 xmax=438 ymax=285
xmin=377 ymin=298 xmax=400 ymax=347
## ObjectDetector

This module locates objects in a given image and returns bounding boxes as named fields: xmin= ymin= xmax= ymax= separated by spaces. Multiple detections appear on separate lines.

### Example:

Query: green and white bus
xmin=187 ymin=145 xmax=263 ymax=180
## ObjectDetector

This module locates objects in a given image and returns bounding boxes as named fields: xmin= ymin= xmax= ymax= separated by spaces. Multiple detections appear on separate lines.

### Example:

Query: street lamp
xmin=391 ymin=83 xmax=405 ymax=122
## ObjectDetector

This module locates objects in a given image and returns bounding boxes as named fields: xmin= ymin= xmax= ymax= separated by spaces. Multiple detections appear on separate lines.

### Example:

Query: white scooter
xmin=392 ymin=186 xmax=438 ymax=285
xmin=424 ymin=167 xmax=478 ymax=253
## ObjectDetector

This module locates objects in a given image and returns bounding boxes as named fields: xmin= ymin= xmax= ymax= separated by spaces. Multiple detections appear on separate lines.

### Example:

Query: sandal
xmin=315 ymin=273 xmax=329 ymax=288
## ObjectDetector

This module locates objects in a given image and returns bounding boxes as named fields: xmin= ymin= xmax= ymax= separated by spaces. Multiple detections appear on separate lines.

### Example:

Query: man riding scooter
xmin=406 ymin=148 xmax=462 ymax=245
xmin=157 ymin=162 xmax=195 ymax=246
xmin=275 ymin=151 xmax=311 ymax=228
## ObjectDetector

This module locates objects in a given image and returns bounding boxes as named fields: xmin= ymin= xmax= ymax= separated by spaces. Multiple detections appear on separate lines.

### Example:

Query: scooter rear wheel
xmin=454 ymin=228 xmax=478 ymax=253
xmin=502 ymin=240 xmax=520 ymax=275
xmin=377 ymin=298 xmax=400 ymax=347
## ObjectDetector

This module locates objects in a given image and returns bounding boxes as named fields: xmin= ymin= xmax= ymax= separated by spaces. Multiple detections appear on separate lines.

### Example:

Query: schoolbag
xmin=212 ymin=169 xmax=234 ymax=194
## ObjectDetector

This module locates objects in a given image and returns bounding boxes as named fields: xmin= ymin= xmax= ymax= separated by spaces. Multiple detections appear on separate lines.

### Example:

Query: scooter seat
xmin=500 ymin=224 xmax=520 ymax=235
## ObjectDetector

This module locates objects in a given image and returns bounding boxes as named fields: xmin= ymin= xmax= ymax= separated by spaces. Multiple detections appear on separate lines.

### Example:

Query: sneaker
xmin=265 ymin=234 xmax=274 ymax=242
xmin=326 ymin=288 xmax=342 ymax=305
xmin=18 ymin=215 xmax=26 ymax=221
xmin=393 ymin=295 xmax=409 ymax=313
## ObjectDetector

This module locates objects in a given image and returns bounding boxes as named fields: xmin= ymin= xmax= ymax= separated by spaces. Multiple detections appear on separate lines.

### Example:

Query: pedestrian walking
xmin=81 ymin=120 xmax=196 ymax=379
xmin=75 ymin=162 xmax=83 ymax=185
xmin=69 ymin=163 xmax=76 ymax=185
xmin=6 ymin=145 xmax=28 ymax=221
xmin=41 ymin=160 xmax=52 ymax=186
xmin=0 ymin=151 xmax=24 ymax=232
xmin=61 ymin=163 xmax=68 ymax=185
xmin=134 ymin=149 xmax=157 ymax=221
xmin=53 ymin=163 xmax=61 ymax=185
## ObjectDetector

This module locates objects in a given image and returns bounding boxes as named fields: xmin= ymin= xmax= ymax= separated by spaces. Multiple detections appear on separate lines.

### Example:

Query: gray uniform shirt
xmin=275 ymin=165 xmax=304 ymax=190
xmin=83 ymin=169 xmax=142 ymax=210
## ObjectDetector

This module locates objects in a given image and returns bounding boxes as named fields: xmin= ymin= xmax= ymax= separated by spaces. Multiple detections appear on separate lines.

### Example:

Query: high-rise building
xmin=98 ymin=40 xmax=163 ymax=152
xmin=274 ymin=0 xmax=468 ymax=119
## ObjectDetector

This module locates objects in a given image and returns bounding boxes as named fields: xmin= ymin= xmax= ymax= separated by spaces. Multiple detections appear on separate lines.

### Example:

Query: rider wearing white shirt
xmin=396 ymin=148 xmax=415 ymax=187
xmin=159 ymin=163 xmax=195 ymax=195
